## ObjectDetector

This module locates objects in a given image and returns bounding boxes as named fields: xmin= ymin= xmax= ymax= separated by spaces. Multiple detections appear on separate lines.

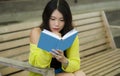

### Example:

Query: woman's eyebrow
xmin=51 ymin=16 xmax=63 ymax=19
xmin=50 ymin=16 xmax=56 ymax=18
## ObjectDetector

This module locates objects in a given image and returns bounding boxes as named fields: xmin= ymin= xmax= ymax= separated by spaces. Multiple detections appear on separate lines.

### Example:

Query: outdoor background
xmin=0 ymin=0 xmax=120 ymax=47
xmin=0 ymin=0 xmax=120 ymax=76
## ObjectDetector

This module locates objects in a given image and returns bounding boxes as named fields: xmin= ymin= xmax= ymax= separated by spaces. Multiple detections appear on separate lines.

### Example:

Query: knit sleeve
xmin=29 ymin=43 xmax=52 ymax=68
xmin=62 ymin=35 xmax=80 ymax=72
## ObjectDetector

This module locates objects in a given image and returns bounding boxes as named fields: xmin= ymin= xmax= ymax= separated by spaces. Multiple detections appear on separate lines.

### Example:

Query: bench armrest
xmin=0 ymin=57 xmax=55 ymax=76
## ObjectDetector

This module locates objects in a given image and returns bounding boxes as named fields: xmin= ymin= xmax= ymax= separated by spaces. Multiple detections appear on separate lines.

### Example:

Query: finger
xmin=50 ymin=51 xmax=59 ymax=58
xmin=50 ymin=52 xmax=56 ymax=56
xmin=52 ymin=49 xmax=60 ymax=55
xmin=57 ymin=49 xmax=63 ymax=54
xmin=50 ymin=51 xmax=62 ymax=59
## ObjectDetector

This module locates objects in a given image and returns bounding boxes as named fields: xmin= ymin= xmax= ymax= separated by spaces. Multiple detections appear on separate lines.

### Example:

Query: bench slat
xmin=79 ymin=32 xmax=105 ymax=44
xmin=105 ymin=68 xmax=120 ymax=76
xmin=88 ymin=62 xmax=120 ymax=76
xmin=0 ymin=30 xmax=30 ymax=42
xmin=81 ymin=50 xmax=120 ymax=68
xmin=0 ymin=57 xmax=55 ymax=76
xmin=0 ymin=38 xmax=29 ymax=51
xmin=74 ymin=17 xmax=101 ymax=26
xmin=80 ymin=44 xmax=108 ymax=57
xmin=76 ymin=22 xmax=103 ymax=32
xmin=10 ymin=71 xmax=29 ymax=76
xmin=78 ymin=27 xmax=103 ymax=38
xmin=0 ymin=54 xmax=29 ymax=75
xmin=83 ymin=53 xmax=120 ymax=74
xmin=0 ymin=53 xmax=29 ymax=68
xmin=0 ymin=45 xmax=29 ymax=58
xmin=80 ymin=38 xmax=107 ymax=51
xmin=73 ymin=11 xmax=101 ymax=20
xmin=0 ymin=21 xmax=40 ymax=34
xmin=96 ymin=65 xmax=120 ymax=76
xmin=81 ymin=49 xmax=118 ymax=64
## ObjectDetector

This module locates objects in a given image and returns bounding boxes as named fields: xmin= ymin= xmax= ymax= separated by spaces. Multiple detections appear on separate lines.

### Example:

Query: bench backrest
xmin=73 ymin=11 xmax=116 ymax=58
xmin=0 ymin=20 xmax=41 ymax=75
xmin=0 ymin=11 xmax=116 ymax=75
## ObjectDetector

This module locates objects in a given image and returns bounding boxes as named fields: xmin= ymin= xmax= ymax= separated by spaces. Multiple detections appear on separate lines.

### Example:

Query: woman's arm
xmin=29 ymin=28 xmax=52 ymax=68
xmin=62 ymin=35 xmax=80 ymax=72
xmin=30 ymin=27 xmax=41 ymax=45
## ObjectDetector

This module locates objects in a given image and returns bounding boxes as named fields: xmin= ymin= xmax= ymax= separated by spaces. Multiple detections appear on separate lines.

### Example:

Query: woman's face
xmin=49 ymin=9 xmax=65 ymax=33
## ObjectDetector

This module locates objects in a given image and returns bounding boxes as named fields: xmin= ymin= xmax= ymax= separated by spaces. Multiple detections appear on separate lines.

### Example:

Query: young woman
xmin=29 ymin=0 xmax=86 ymax=76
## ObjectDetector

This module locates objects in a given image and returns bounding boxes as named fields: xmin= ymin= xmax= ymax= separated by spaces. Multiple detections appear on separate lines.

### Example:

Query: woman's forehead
xmin=51 ymin=9 xmax=63 ymax=18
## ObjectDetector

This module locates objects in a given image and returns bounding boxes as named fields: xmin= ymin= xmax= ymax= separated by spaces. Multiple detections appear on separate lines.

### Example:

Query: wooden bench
xmin=0 ymin=20 xmax=55 ymax=76
xmin=73 ymin=11 xmax=120 ymax=76
xmin=0 ymin=11 xmax=120 ymax=76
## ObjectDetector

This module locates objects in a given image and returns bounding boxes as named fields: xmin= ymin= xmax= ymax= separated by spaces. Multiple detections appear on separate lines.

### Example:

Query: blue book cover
xmin=37 ymin=29 xmax=78 ymax=52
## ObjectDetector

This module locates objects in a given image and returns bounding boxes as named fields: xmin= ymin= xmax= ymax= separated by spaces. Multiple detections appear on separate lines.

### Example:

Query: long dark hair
xmin=40 ymin=0 xmax=73 ymax=36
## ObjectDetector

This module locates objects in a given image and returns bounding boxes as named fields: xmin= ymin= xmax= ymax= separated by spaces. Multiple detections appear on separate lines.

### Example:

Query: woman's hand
xmin=50 ymin=49 xmax=68 ymax=65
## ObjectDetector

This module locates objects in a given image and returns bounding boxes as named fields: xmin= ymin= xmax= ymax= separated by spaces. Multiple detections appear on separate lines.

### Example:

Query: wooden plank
xmin=0 ymin=45 xmax=29 ymax=57
xmin=10 ymin=71 xmax=29 ymax=76
xmin=78 ymin=28 xmax=103 ymax=38
xmin=96 ymin=65 xmax=120 ymax=76
xmin=10 ymin=52 xmax=29 ymax=61
xmin=83 ymin=54 xmax=120 ymax=74
xmin=0 ymin=30 xmax=30 ymax=42
xmin=0 ymin=38 xmax=29 ymax=51
xmin=84 ymin=58 xmax=120 ymax=75
xmin=73 ymin=11 xmax=101 ymax=20
xmin=0 ymin=20 xmax=40 ymax=34
xmin=81 ymin=50 xmax=120 ymax=68
xmin=80 ymin=38 xmax=107 ymax=51
xmin=0 ymin=73 xmax=1 ymax=76
xmin=0 ymin=53 xmax=29 ymax=68
xmin=105 ymin=68 xmax=120 ymax=76
xmin=0 ymin=66 xmax=21 ymax=76
xmin=0 ymin=57 xmax=55 ymax=76
xmin=88 ymin=61 xmax=120 ymax=76
xmin=79 ymin=32 xmax=105 ymax=44
xmin=81 ymin=50 xmax=116 ymax=65
xmin=101 ymin=11 xmax=116 ymax=49
xmin=74 ymin=17 xmax=101 ymax=26
xmin=76 ymin=22 xmax=103 ymax=32
xmin=0 ymin=46 xmax=29 ymax=69
xmin=80 ymin=44 xmax=108 ymax=57
xmin=0 ymin=54 xmax=29 ymax=75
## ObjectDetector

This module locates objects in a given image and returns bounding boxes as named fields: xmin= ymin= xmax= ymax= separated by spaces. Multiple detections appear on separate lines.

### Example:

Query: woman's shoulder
xmin=30 ymin=27 xmax=41 ymax=45
xmin=31 ymin=27 xmax=41 ymax=34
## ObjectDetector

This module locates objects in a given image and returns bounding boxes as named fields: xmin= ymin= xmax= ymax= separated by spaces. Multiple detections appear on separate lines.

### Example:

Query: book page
xmin=42 ymin=29 xmax=61 ymax=40
xmin=62 ymin=29 xmax=77 ymax=39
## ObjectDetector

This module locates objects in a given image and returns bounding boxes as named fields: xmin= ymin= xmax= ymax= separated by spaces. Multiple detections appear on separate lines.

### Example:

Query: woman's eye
xmin=60 ymin=19 xmax=64 ymax=21
xmin=50 ymin=18 xmax=55 ymax=20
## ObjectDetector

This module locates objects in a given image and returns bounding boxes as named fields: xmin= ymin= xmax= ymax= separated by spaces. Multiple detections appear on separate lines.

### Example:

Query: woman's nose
xmin=55 ymin=20 xmax=59 ymax=26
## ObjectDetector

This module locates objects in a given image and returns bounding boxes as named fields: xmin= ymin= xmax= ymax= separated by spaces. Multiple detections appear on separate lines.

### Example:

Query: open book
xmin=37 ymin=29 xmax=78 ymax=52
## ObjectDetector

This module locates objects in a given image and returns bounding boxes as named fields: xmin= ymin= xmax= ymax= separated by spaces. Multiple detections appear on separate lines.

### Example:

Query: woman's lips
xmin=52 ymin=28 xmax=60 ymax=31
